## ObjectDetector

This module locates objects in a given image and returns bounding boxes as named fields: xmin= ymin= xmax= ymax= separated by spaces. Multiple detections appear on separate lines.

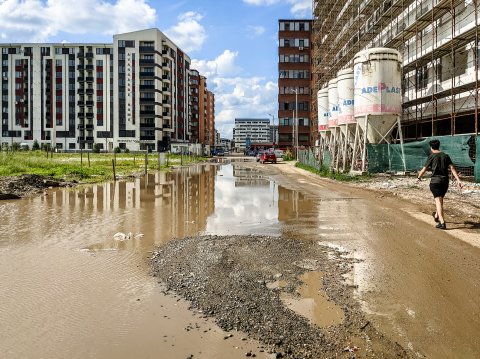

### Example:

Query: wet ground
xmin=1 ymin=158 xmax=479 ymax=358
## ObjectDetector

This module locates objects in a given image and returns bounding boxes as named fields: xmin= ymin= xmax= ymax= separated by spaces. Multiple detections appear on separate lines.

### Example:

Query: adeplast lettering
xmin=343 ymin=99 xmax=354 ymax=106
xmin=361 ymin=82 xmax=400 ymax=94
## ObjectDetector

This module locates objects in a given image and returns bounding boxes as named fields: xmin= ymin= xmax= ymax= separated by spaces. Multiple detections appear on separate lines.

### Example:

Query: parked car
xmin=259 ymin=151 xmax=277 ymax=164
xmin=255 ymin=150 xmax=266 ymax=162
xmin=274 ymin=149 xmax=284 ymax=158
xmin=216 ymin=149 xmax=225 ymax=156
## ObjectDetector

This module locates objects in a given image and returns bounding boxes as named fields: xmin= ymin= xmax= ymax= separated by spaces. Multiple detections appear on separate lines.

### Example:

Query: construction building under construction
xmin=312 ymin=0 xmax=480 ymax=141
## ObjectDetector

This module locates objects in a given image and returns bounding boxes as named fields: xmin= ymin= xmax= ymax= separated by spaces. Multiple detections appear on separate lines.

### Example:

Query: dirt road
xmin=152 ymin=159 xmax=480 ymax=358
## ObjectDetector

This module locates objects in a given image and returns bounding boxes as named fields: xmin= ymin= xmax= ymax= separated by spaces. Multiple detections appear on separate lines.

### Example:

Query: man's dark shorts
xmin=430 ymin=176 xmax=449 ymax=198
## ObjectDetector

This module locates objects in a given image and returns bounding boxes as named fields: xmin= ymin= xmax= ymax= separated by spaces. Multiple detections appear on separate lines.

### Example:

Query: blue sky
xmin=0 ymin=0 xmax=312 ymax=138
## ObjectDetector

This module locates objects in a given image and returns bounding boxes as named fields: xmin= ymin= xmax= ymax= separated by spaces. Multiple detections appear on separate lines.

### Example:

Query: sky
xmin=0 ymin=0 xmax=312 ymax=139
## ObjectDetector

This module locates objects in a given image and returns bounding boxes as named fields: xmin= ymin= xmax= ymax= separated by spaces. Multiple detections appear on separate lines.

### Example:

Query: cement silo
xmin=337 ymin=68 xmax=355 ymax=131
xmin=353 ymin=48 xmax=402 ymax=143
xmin=337 ymin=68 xmax=355 ymax=171
xmin=317 ymin=88 xmax=329 ymax=137
xmin=352 ymin=48 xmax=405 ymax=172
xmin=328 ymin=78 xmax=339 ymax=128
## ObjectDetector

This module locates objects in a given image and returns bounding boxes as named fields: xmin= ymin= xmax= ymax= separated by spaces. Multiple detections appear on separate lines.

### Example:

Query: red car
xmin=259 ymin=151 xmax=277 ymax=164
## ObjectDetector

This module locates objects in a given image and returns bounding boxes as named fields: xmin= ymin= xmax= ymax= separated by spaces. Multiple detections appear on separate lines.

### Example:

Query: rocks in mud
xmin=151 ymin=235 xmax=411 ymax=359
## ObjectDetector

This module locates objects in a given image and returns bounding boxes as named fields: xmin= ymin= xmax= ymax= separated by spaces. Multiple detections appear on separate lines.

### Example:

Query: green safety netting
xmin=323 ymin=150 xmax=332 ymax=168
xmin=475 ymin=136 xmax=480 ymax=182
xmin=367 ymin=135 xmax=475 ymax=175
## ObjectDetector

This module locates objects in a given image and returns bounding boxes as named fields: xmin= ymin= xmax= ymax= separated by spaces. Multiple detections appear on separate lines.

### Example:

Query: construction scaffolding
xmin=312 ymin=0 xmax=479 ymax=176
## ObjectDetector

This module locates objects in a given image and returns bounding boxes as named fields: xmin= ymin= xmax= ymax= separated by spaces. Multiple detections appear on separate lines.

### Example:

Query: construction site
xmin=312 ymin=0 xmax=480 ymax=180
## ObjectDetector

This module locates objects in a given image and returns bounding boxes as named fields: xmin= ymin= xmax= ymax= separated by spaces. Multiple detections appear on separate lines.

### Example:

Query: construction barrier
xmin=367 ymin=135 xmax=477 ymax=182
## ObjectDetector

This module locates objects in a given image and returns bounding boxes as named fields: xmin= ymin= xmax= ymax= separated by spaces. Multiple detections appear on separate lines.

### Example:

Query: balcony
xmin=86 ymin=88 xmax=94 ymax=95
xmin=86 ymin=101 xmax=94 ymax=106
xmin=77 ymin=88 xmax=84 ymax=95
xmin=78 ymin=112 xmax=85 ymax=118
xmin=139 ymin=46 xmax=155 ymax=53
xmin=140 ymin=85 xmax=155 ymax=90
xmin=85 ymin=136 xmax=94 ymax=142
xmin=140 ymin=135 xmax=155 ymax=141
xmin=140 ymin=98 xmax=155 ymax=103
xmin=85 ymin=53 xmax=94 ymax=59
xmin=140 ymin=110 xmax=155 ymax=115
xmin=162 ymin=87 xmax=170 ymax=92
xmin=77 ymin=64 xmax=84 ymax=70
xmin=162 ymin=75 xmax=171 ymax=80
xmin=77 ymin=76 xmax=85 ymax=82
xmin=140 ymin=123 xmax=155 ymax=129
xmin=140 ymin=59 xmax=154 ymax=64
xmin=162 ymin=112 xmax=170 ymax=117
xmin=77 ymin=100 xmax=85 ymax=106
xmin=85 ymin=65 xmax=94 ymax=70
xmin=77 ymin=52 xmax=85 ymax=58
xmin=85 ymin=77 xmax=94 ymax=82
xmin=85 ymin=124 xmax=94 ymax=130
xmin=139 ymin=72 xmax=155 ymax=77
xmin=86 ymin=113 xmax=94 ymax=119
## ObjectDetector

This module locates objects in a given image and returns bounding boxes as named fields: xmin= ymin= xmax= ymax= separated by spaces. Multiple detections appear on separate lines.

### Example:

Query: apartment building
xmin=1 ymin=28 xmax=215 ymax=152
xmin=313 ymin=0 xmax=480 ymax=139
xmin=233 ymin=118 xmax=272 ymax=151
xmin=206 ymin=90 xmax=215 ymax=146
xmin=189 ymin=69 xmax=200 ymax=143
xmin=277 ymin=19 xmax=313 ymax=150
xmin=0 ymin=43 xmax=114 ymax=151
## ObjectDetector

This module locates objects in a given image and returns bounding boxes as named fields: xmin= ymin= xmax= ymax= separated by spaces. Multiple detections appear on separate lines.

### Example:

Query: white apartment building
xmin=233 ymin=118 xmax=272 ymax=150
xmin=313 ymin=0 xmax=480 ymax=138
xmin=1 ymin=28 xmax=196 ymax=151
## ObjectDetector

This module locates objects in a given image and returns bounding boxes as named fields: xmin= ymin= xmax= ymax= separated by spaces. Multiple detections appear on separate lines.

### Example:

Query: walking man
xmin=417 ymin=139 xmax=463 ymax=229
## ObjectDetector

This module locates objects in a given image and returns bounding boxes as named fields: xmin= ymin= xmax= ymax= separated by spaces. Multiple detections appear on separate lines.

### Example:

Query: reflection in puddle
xmin=278 ymin=271 xmax=345 ymax=328
xmin=0 ymin=163 xmax=320 ymax=359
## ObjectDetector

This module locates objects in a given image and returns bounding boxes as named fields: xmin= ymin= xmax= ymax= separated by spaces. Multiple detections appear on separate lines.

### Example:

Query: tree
xmin=93 ymin=143 xmax=101 ymax=153
xmin=32 ymin=140 xmax=40 ymax=151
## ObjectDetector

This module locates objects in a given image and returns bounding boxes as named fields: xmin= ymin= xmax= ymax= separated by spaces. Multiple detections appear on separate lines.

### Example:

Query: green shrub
xmin=124 ymin=148 xmax=130 ymax=153
xmin=32 ymin=140 xmax=40 ymax=151
xmin=114 ymin=146 xmax=121 ymax=153
xmin=93 ymin=143 xmax=101 ymax=153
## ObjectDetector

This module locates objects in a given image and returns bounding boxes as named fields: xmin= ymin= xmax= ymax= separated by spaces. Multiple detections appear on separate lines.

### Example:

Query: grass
xmin=295 ymin=161 xmax=371 ymax=182
xmin=0 ymin=151 xmax=208 ymax=183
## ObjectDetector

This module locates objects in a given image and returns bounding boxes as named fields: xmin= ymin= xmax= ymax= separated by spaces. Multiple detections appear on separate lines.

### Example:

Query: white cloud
xmin=165 ymin=11 xmax=207 ymax=52
xmin=286 ymin=0 xmax=312 ymax=17
xmin=192 ymin=50 xmax=240 ymax=78
xmin=243 ymin=0 xmax=279 ymax=5
xmin=243 ymin=0 xmax=312 ymax=17
xmin=0 ymin=0 xmax=156 ymax=42
xmin=192 ymin=50 xmax=277 ymax=139
xmin=247 ymin=25 xmax=266 ymax=38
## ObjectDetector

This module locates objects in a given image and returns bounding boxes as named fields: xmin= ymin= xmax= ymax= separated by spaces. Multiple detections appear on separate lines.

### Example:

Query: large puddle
xmin=0 ymin=163 xmax=321 ymax=358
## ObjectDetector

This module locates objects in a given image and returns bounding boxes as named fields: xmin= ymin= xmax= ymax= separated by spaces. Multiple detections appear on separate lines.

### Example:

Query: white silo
xmin=337 ymin=68 xmax=355 ymax=133
xmin=352 ymin=48 xmax=405 ymax=172
xmin=317 ymin=88 xmax=329 ymax=138
xmin=328 ymin=78 xmax=339 ymax=128
xmin=337 ymin=68 xmax=355 ymax=171
xmin=353 ymin=48 xmax=402 ymax=143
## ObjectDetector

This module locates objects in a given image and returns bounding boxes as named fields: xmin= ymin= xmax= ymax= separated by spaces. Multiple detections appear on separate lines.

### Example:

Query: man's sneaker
xmin=436 ymin=222 xmax=446 ymax=230
xmin=432 ymin=212 xmax=439 ymax=223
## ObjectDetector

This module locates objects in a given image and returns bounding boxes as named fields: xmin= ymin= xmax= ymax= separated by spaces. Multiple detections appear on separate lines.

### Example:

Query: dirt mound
xmin=0 ymin=174 xmax=70 ymax=199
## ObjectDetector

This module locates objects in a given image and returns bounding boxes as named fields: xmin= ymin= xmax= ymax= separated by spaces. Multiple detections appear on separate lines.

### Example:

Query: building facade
xmin=313 ymin=0 xmax=480 ymax=139
xmin=277 ymin=19 xmax=313 ymax=150
xmin=1 ymin=28 xmax=215 ymax=152
xmin=233 ymin=118 xmax=272 ymax=151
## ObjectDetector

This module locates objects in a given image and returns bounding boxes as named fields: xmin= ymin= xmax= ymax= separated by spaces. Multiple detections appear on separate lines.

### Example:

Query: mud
xmin=0 ymin=174 xmax=71 ymax=198
xmin=151 ymin=235 xmax=409 ymax=359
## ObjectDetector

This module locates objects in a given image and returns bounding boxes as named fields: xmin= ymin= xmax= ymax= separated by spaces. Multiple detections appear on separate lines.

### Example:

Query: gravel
xmin=151 ymin=235 xmax=410 ymax=359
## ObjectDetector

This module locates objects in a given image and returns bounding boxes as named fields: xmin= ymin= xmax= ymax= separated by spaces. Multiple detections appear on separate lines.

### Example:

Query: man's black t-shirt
xmin=424 ymin=152 xmax=452 ymax=183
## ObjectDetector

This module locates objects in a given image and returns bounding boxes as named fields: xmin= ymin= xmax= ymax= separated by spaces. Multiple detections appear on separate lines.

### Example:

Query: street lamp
xmin=291 ymin=88 xmax=298 ymax=159
xmin=268 ymin=113 xmax=276 ymax=147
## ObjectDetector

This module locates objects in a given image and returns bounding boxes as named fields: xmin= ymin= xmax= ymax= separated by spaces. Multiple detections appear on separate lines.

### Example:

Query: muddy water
xmin=0 ymin=163 xmax=320 ymax=359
